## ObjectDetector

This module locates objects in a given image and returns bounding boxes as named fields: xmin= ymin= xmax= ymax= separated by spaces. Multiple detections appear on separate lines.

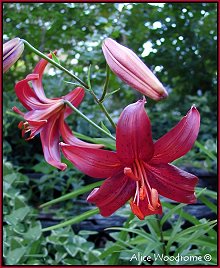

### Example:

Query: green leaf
xmin=106 ymin=88 xmax=120 ymax=97
xmin=55 ymin=250 xmax=68 ymax=263
xmin=78 ymin=230 xmax=98 ymax=236
xmin=73 ymin=131 xmax=116 ymax=150
xmin=33 ymin=161 xmax=56 ymax=174
xmin=6 ymin=238 xmax=26 ymax=265
xmin=139 ymin=242 xmax=163 ymax=265
xmin=161 ymin=187 xmax=207 ymax=226
xmin=62 ymin=258 xmax=82 ymax=265
xmin=162 ymin=202 xmax=217 ymax=238
xmin=198 ymin=195 xmax=217 ymax=214
xmin=5 ymin=207 xmax=30 ymax=225
xmin=198 ymin=188 xmax=217 ymax=199
xmin=23 ymin=221 xmax=42 ymax=241
xmin=195 ymin=141 xmax=217 ymax=161
xmin=4 ymin=173 xmax=17 ymax=185
xmin=106 ymin=227 xmax=157 ymax=243
xmin=87 ymin=64 xmax=92 ymax=89
xmin=88 ymin=250 xmax=101 ymax=264
xmin=64 ymin=243 xmax=78 ymax=257
xmin=107 ymin=213 xmax=134 ymax=264
xmin=51 ymin=51 xmax=60 ymax=65
xmin=42 ymin=208 xmax=99 ymax=232
xmin=161 ymin=202 xmax=186 ymax=226
xmin=39 ymin=181 xmax=103 ymax=208
xmin=63 ymin=80 xmax=83 ymax=88
xmin=174 ymin=221 xmax=217 ymax=255
xmin=166 ymin=214 xmax=184 ymax=253
xmin=100 ymin=121 xmax=111 ymax=134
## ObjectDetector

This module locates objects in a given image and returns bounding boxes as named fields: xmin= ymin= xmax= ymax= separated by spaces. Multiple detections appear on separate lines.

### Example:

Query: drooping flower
xmin=102 ymin=38 xmax=168 ymax=101
xmin=3 ymin=37 xmax=24 ymax=73
xmin=13 ymin=53 xmax=102 ymax=170
xmin=61 ymin=99 xmax=200 ymax=219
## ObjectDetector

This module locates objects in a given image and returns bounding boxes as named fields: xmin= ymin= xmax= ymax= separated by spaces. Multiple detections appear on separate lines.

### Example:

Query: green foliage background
xmin=3 ymin=3 xmax=217 ymax=265
xmin=3 ymin=2 xmax=217 ymax=169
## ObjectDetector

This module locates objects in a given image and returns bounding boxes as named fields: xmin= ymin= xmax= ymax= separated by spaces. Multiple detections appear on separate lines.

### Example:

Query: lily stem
xmin=21 ymin=39 xmax=88 ymax=89
xmin=89 ymin=90 xmax=116 ymax=130
xmin=22 ymin=39 xmax=116 ymax=130
xmin=156 ymin=214 xmax=168 ymax=265
xmin=64 ymin=100 xmax=116 ymax=141
xmin=99 ymin=64 xmax=110 ymax=103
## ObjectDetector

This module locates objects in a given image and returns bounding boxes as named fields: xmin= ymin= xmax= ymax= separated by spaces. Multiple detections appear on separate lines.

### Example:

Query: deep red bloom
xmin=13 ymin=54 xmax=101 ymax=170
xmin=61 ymin=99 xmax=200 ymax=219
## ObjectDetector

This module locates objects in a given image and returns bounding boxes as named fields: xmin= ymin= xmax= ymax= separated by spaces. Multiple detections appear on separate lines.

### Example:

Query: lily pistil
xmin=124 ymin=160 xmax=160 ymax=220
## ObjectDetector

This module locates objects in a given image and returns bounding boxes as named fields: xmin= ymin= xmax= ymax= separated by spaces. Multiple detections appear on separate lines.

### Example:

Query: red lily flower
xmin=13 ymin=53 xmax=102 ymax=171
xmin=61 ymin=99 xmax=200 ymax=220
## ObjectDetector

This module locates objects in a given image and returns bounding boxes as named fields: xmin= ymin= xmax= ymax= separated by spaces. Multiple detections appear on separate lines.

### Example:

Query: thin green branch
xmin=22 ymin=39 xmax=116 ymax=130
xmin=64 ymin=100 xmax=116 ymax=141
xmin=89 ymin=90 xmax=116 ymax=130
xmin=99 ymin=64 xmax=110 ymax=103
xmin=22 ymin=39 xmax=88 ymax=89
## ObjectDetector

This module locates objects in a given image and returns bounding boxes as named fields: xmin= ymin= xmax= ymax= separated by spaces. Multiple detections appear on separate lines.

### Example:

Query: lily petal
xmin=15 ymin=79 xmax=52 ymax=110
xmin=59 ymin=113 xmax=103 ymax=149
xmin=40 ymin=114 xmax=67 ymax=170
xmin=24 ymin=101 xmax=63 ymax=121
xmin=26 ymin=119 xmax=47 ymax=139
xmin=150 ymin=106 xmax=200 ymax=164
xmin=87 ymin=171 xmax=135 ymax=217
xmin=60 ymin=143 xmax=121 ymax=178
xmin=63 ymin=87 xmax=85 ymax=118
xmin=116 ymin=99 xmax=154 ymax=165
xmin=146 ymin=163 xmax=198 ymax=203
xmin=30 ymin=53 xmax=54 ymax=103
xmin=102 ymin=38 xmax=168 ymax=100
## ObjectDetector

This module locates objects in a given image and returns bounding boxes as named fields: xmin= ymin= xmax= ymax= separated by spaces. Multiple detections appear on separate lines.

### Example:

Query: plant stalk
xmin=64 ymin=100 xmax=116 ymax=141
xmin=22 ymin=39 xmax=88 ymax=88
xmin=23 ymin=39 xmax=116 ymax=130
xmin=99 ymin=64 xmax=110 ymax=103
xmin=89 ymin=90 xmax=116 ymax=129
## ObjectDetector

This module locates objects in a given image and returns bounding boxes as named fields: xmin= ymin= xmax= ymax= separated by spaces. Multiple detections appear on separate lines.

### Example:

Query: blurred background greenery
xmin=3 ymin=3 xmax=217 ymax=265
xmin=3 ymin=2 xmax=217 ymax=172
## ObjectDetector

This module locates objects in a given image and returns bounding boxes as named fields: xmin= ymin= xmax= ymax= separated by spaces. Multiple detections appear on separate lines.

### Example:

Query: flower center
xmin=124 ymin=159 xmax=160 ymax=220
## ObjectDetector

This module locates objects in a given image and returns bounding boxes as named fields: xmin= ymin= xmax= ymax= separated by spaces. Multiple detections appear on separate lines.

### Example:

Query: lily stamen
xmin=124 ymin=167 xmax=139 ymax=181
xmin=127 ymin=159 xmax=161 ymax=217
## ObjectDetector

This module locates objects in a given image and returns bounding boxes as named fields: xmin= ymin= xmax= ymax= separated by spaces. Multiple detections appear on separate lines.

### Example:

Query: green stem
xmin=22 ymin=39 xmax=88 ymax=89
xmin=156 ymin=214 xmax=167 ymax=265
xmin=22 ymin=39 xmax=116 ymax=130
xmin=87 ymin=65 xmax=116 ymax=129
xmin=99 ymin=64 xmax=110 ymax=103
xmin=90 ymin=90 xmax=116 ymax=129
xmin=64 ymin=100 xmax=116 ymax=141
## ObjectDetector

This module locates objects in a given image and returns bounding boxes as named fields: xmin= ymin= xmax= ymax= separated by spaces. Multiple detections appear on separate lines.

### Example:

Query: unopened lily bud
xmin=102 ymin=38 xmax=168 ymax=101
xmin=3 ymin=37 xmax=24 ymax=73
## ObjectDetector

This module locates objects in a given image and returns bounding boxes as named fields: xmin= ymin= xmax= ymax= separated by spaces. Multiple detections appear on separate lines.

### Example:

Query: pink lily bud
xmin=102 ymin=38 xmax=168 ymax=101
xmin=3 ymin=37 xmax=24 ymax=73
